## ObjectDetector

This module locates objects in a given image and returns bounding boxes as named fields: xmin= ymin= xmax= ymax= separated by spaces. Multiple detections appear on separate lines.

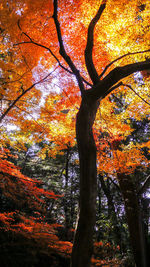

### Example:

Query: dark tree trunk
xmin=70 ymin=168 xmax=75 ymax=230
xmin=117 ymin=173 xmax=148 ymax=267
xmin=63 ymin=148 xmax=70 ymax=239
xmin=99 ymin=175 xmax=123 ymax=251
xmin=70 ymin=97 xmax=99 ymax=267
xmin=97 ymin=179 xmax=101 ymax=217
xmin=52 ymin=3 xmax=150 ymax=266
xmin=141 ymin=197 xmax=150 ymax=266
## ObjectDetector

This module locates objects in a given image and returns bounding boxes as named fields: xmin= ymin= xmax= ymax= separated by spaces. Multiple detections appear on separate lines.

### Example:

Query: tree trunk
xmin=70 ymin=97 xmax=99 ymax=267
xmin=99 ymin=174 xmax=123 ymax=252
xmin=97 ymin=179 xmax=101 ymax=219
xmin=117 ymin=173 xmax=148 ymax=267
xmin=141 ymin=197 xmax=150 ymax=266
xmin=63 ymin=148 xmax=70 ymax=239
xmin=70 ymin=168 xmax=75 ymax=230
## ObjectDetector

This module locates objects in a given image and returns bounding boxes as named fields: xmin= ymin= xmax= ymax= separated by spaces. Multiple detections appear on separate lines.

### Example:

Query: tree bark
xmin=70 ymin=97 xmax=99 ymax=267
xmin=117 ymin=173 xmax=148 ymax=267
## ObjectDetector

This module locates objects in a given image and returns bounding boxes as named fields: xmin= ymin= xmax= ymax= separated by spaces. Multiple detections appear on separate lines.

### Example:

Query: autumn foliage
xmin=0 ymin=149 xmax=72 ymax=266
xmin=0 ymin=0 xmax=150 ymax=266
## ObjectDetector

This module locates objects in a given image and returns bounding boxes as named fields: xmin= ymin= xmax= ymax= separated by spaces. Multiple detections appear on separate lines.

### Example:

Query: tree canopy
xmin=0 ymin=0 xmax=150 ymax=266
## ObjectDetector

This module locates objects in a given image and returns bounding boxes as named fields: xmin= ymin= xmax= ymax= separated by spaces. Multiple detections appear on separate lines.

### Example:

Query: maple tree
xmin=0 ymin=0 xmax=150 ymax=266
xmin=0 ymin=148 xmax=74 ymax=266
xmin=0 ymin=148 xmax=62 ymax=208
xmin=0 ymin=150 xmax=125 ymax=267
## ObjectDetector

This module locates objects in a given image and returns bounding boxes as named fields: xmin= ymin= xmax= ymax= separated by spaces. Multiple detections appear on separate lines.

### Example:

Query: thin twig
xmin=0 ymin=68 xmax=57 ymax=123
xmin=15 ymin=24 xmax=91 ymax=87
xmin=14 ymin=104 xmax=49 ymax=135
xmin=138 ymin=175 xmax=150 ymax=196
xmin=0 ymin=70 xmax=30 ymax=85
xmin=14 ymin=40 xmax=73 ymax=75
xmin=122 ymin=83 xmax=150 ymax=107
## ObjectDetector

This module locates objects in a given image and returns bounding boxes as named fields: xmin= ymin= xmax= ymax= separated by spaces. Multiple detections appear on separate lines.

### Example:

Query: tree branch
xmin=87 ymin=60 xmax=150 ymax=100
xmin=14 ymin=40 xmax=73 ymax=75
xmin=99 ymin=48 xmax=150 ymax=79
xmin=138 ymin=175 xmax=150 ymax=196
xmin=122 ymin=83 xmax=150 ymax=106
xmin=109 ymin=176 xmax=120 ymax=191
xmin=85 ymin=0 xmax=107 ymax=84
xmin=17 ymin=18 xmax=92 ymax=89
xmin=0 ymin=70 xmax=30 ymax=85
xmin=15 ymin=41 xmax=91 ymax=87
xmin=14 ymin=104 xmax=47 ymax=134
xmin=53 ymin=0 xmax=85 ymax=95
xmin=0 ymin=69 xmax=56 ymax=123
xmin=100 ymin=82 xmax=123 ymax=100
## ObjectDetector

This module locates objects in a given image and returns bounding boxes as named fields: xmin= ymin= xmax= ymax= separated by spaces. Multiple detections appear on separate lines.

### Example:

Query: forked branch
xmin=85 ymin=0 xmax=107 ymax=84
xmin=53 ymin=0 xmax=85 ymax=94
xmin=99 ymin=48 xmax=150 ymax=79
xmin=14 ymin=36 xmax=73 ymax=75
xmin=16 ymin=20 xmax=91 ymax=88
xmin=88 ymin=60 xmax=150 ymax=100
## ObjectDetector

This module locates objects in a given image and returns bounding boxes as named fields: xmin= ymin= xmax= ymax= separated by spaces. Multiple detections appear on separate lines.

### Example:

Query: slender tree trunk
xmin=97 ymin=179 xmax=101 ymax=218
xmin=63 ymin=148 xmax=70 ymax=239
xmin=70 ymin=169 xmax=74 ymax=230
xmin=141 ymin=197 xmax=150 ymax=266
xmin=70 ymin=97 xmax=99 ymax=267
xmin=99 ymin=175 xmax=123 ymax=251
xmin=117 ymin=173 xmax=148 ymax=267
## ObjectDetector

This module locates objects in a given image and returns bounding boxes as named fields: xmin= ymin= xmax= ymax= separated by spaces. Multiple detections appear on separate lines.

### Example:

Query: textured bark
xmin=117 ymin=173 xmax=148 ymax=267
xmin=70 ymin=97 xmax=99 ymax=267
